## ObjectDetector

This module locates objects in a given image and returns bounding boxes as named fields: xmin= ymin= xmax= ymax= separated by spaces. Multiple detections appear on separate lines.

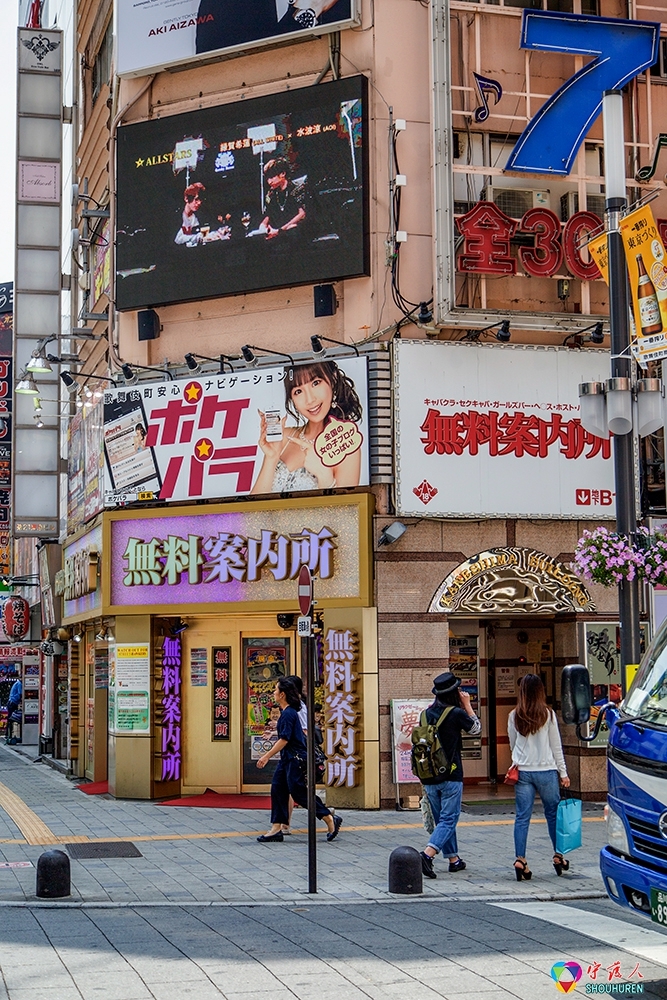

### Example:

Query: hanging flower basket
xmin=574 ymin=527 xmax=645 ymax=587
xmin=574 ymin=526 xmax=667 ymax=588
xmin=640 ymin=532 xmax=667 ymax=587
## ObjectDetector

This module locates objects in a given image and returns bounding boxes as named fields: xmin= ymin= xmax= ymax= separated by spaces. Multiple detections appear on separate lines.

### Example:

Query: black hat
xmin=432 ymin=671 xmax=461 ymax=695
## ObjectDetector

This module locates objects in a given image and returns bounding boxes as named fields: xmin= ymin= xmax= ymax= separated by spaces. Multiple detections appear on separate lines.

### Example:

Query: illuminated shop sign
xmin=105 ymin=499 xmax=370 ymax=610
xmin=324 ymin=628 xmax=360 ymax=788
xmin=55 ymin=548 xmax=99 ymax=601
xmin=457 ymin=202 xmax=601 ymax=280
xmin=161 ymin=635 xmax=181 ymax=781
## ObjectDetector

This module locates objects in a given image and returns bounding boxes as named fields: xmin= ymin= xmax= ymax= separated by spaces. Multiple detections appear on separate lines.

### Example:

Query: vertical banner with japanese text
xmin=324 ymin=628 xmax=360 ymax=788
xmin=212 ymin=646 xmax=231 ymax=741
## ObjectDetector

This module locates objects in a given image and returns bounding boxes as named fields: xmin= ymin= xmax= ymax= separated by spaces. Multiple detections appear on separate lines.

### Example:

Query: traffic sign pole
xmin=298 ymin=566 xmax=317 ymax=893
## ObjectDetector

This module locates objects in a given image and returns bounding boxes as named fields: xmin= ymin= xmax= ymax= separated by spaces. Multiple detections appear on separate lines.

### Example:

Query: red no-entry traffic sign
xmin=298 ymin=565 xmax=313 ymax=616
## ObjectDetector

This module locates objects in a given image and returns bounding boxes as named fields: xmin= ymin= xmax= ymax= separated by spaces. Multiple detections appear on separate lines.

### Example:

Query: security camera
xmin=277 ymin=614 xmax=296 ymax=630
xmin=378 ymin=521 xmax=407 ymax=546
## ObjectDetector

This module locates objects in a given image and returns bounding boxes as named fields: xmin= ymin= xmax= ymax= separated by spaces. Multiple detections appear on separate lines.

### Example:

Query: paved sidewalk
xmin=0 ymin=745 xmax=608 ymax=905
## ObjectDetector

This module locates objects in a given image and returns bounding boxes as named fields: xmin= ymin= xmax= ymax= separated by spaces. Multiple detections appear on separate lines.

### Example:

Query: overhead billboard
xmin=115 ymin=76 xmax=369 ymax=310
xmin=394 ymin=341 xmax=615 ymax=519
xmin=115 ymin=0 xmax=359 ymax=78
xmin=102 ymin=356 xmax=368 ymax=505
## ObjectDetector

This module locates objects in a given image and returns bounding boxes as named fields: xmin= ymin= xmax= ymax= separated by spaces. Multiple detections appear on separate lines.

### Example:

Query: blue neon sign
xmin=506 ymin=11 xmax=660 ymax=176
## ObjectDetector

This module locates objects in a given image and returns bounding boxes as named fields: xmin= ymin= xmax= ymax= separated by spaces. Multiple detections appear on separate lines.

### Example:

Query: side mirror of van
xmin=561 ymin=664 xmax=591 ymax=725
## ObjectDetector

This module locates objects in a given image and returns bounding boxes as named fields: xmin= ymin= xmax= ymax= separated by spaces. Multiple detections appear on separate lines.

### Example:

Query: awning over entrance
xmin=429 ymin=546 xmax=595 ymax=615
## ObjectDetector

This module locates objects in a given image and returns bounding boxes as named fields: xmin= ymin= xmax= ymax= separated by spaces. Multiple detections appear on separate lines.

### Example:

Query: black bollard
xmin=388 ymin=846 xmax=423 ymax=894
xmin=36 ymin=849 xmax=71 ymax=898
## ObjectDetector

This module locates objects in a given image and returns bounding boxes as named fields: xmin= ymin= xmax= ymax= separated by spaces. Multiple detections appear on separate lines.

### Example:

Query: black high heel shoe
xmin=514 ymin=858 xmax=532 ymax=881
xmin=553 ymin=853 xmax=570 ymax=876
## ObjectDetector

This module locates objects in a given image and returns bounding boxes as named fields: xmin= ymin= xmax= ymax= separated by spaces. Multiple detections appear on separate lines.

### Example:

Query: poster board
xmin=389 ymin=698 xmax=430 ymax=784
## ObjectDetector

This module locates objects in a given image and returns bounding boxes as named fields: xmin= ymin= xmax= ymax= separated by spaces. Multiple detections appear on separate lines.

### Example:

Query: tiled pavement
xmin=0 ymin=744 xmax=609 ymax=905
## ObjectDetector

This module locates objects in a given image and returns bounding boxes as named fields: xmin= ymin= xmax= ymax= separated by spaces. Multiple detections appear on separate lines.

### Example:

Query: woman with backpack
xmin=508 ymin=673 xmax=570 ymax=881
xmin=417 ymin=672 xmax=482 ymax=879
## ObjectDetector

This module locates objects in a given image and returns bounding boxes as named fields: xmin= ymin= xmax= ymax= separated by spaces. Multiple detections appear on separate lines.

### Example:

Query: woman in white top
xmin=508 ymin=673 xmax=571 ymax=881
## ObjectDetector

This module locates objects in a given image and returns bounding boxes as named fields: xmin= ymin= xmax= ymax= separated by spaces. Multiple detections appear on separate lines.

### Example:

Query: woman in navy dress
xmin=256 ymin=677 xmax=342 ymax=843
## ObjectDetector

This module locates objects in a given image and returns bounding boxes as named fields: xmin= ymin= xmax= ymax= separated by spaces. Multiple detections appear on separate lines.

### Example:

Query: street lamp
xmin=580 ymin=89 xmax=645 ymax=690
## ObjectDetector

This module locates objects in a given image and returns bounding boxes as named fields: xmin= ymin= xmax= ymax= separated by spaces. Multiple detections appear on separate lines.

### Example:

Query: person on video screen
xmin=195 ymin=0 xmax=351 ymax=53
xmin=175 ymin=183 xmax=206 ymax=247
xmin=251 ymin=360 xmax=362 ymax=494
xmin=261 ymin=158 xmax=306 ymax=240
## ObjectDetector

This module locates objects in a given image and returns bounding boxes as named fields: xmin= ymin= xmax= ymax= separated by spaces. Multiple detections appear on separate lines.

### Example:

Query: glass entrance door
xmin=242 ymin=636 xmax=291 ymax=786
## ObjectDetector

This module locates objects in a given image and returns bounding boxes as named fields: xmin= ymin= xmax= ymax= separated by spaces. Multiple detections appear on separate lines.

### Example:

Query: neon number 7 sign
xmin=507 ymin=11 xmax=659 ymax=176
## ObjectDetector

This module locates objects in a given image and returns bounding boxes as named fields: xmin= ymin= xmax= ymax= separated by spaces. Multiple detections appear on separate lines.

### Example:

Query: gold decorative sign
xmin=429 ymin=547 xmax=594 ymax=615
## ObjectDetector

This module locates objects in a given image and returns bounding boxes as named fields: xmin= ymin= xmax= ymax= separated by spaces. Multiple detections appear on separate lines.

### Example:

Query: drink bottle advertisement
xmin=620 ymin=204 xmax=667 ymax=349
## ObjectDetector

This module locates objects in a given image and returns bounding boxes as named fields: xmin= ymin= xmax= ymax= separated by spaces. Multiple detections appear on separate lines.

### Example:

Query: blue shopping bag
xmin=556 ymin=795 xmax=582 ymax=854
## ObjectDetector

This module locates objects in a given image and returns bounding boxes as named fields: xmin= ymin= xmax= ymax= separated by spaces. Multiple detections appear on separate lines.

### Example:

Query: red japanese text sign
xmin=102 ymin=357 xmax=368 ymax=506
xmin=394 ymin=340 xmax=614 ymax=519
xmin=456 ymin=201 xmax=601 ymax=280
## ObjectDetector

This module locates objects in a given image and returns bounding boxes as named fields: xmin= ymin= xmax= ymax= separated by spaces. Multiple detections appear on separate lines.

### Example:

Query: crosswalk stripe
xmin=491 ymin=900 xmax=667 ymax=968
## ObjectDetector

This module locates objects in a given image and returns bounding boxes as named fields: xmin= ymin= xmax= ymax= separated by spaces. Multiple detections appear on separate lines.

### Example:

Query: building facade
xmin=13 ymin=0 xmax=667 ymax=801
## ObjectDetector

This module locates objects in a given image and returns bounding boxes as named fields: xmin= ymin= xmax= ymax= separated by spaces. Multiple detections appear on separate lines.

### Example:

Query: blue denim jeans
xmin=425 ymin=780 xmax=463 ymax=857
xmin=513 ymin=769 xmax=560 ymax=858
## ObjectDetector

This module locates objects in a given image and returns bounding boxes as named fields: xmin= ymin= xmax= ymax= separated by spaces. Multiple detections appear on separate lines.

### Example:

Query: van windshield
xmin=624 ymin=622 xmax=667 ymax=727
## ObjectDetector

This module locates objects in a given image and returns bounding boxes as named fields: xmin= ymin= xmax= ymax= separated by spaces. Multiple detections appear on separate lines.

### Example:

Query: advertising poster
xmin=390 ymin=698 xmax=431 ymax=784
xmin=243 ymin=637 xmax=288 ymax=783
xmin=102 ymin=357 xmax=368 ymax=505
xmin=92 ymin=221 xmax=111 ymax=310
xmin=116 ymin=0 xmax=357 ymax=78
xmin=394 ymin=340 xmax=615 ymax=519
xmin=115 ymin=76 xmax=368 ymax=310
xmin=113 ymin=643 xmax=150 ymax=733
xmin=190 ymin=647 xmax=208 ymax=686
xmin=67 ymin=412 xmax=85 ymax=533
xmin=584 ymin=623 xmax=648 ymax=747
xmin=83 ymin=400 xmax=104 ymax=521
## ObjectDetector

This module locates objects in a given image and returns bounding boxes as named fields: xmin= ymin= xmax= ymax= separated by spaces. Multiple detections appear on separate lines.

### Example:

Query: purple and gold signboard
xmin=102 ymin=495 xmax=373 ymax=614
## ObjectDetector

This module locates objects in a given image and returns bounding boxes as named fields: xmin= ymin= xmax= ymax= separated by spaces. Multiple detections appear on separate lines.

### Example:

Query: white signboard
xmin=115 ymin=0 xmax=358 ymax=78
xmin=103 ymin=357 xmax=368 ymax=506
xmin=394 ymin=340 xmax=615 ymax=519
xmin=112 ymin=643 xmax=150 ymax=733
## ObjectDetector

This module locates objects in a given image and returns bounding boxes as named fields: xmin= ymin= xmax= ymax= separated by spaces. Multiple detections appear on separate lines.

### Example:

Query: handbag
xmin=504 ymin=763 xmax=520 ymax=785
xmin=556 ymin=792 xmax=582 ymax=854
xmin=293 ymin=747 xmax=326 ymax=784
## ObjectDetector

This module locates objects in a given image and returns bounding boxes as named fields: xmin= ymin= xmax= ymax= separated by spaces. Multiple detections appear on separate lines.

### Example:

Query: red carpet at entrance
xmin=158 ymin=790 xmax=271 ymax=809
xmin=76 ymin=781 xmax=109 ymax=795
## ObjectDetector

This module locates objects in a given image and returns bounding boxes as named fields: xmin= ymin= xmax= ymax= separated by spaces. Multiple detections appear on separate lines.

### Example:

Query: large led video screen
xmin=115 ymin=76 xmax=369 ymax=311
xmin=116 ymin=0 xmax=358 ymax=78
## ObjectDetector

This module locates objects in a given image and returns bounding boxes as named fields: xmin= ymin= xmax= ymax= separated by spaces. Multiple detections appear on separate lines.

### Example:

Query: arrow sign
xmin=298 ymin=565 xmax=313 ymax=617
xmin=506 ymin=11 xmax=659 ymax=176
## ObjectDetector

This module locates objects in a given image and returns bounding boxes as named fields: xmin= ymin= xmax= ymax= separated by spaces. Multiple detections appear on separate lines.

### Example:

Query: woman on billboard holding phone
xmin=251 ymin=360 xmax=363 ymax=494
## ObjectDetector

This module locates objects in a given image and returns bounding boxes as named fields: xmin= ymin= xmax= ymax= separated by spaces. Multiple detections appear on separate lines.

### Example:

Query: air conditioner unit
xmin=560 ymin=191 xmax=605 ymax=222
xmin=481 ymin=184 xmax=550 ymax=218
